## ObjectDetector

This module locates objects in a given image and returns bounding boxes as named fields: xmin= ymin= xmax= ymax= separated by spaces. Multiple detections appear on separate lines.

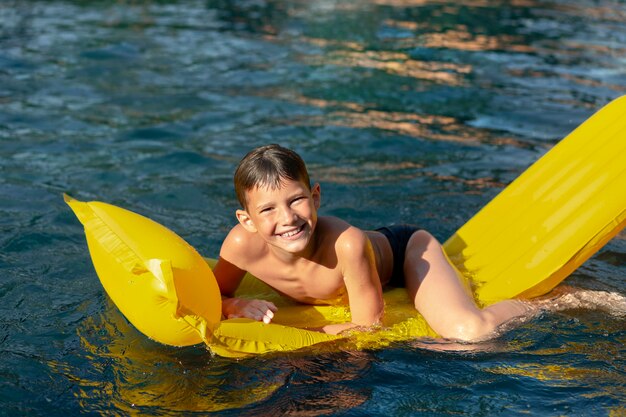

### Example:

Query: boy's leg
xmin=403 ymin=230 xmax=533 ymax=342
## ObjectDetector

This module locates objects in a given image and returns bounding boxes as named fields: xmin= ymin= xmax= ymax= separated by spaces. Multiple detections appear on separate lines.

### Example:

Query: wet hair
xmin=234 ymin=144 xmax=311 ymax=209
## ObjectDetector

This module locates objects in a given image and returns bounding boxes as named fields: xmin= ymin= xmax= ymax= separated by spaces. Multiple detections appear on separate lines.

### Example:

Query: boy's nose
xmin=279 ymin=206 xmax=297 ymax=224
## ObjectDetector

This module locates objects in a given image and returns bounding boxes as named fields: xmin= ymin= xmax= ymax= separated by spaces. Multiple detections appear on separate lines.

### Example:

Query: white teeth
xmin=280 ymin=225 xmax=302 ymax=238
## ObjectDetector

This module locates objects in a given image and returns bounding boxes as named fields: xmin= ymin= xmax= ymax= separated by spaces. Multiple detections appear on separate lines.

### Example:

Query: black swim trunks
xmin=376 ymin=224 xmax=421 ymax=287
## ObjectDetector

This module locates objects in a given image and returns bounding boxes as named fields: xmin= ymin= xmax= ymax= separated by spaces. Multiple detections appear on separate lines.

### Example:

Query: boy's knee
xmin=439 ymin=314 xmax=496 ymax=342
xmin=407 ymin=230 xmax=439 ymax=253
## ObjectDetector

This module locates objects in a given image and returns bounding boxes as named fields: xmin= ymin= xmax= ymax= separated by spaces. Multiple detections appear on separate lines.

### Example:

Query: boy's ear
xmin=236 ymin=209 xmax=257 ymax=233
xmin=311 ymin=183 xmax=321 ymax=210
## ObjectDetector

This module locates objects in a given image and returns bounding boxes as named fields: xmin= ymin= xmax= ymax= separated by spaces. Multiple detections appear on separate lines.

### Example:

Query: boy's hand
xmin=222 ymin=297 xmax=277 ymax=324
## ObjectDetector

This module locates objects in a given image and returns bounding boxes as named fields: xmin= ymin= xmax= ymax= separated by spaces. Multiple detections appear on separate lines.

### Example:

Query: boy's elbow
xmin=354 ymin=309 xmax=384 ymax=329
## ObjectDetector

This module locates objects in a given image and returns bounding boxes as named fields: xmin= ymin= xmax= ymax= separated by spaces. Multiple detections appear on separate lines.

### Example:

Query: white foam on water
xmin=536 ymin=286 xmax=626 ymax=318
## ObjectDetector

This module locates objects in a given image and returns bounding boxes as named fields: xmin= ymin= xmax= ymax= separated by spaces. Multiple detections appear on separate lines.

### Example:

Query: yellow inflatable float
xmin=66 ymin=95 xmax=626 ymax=358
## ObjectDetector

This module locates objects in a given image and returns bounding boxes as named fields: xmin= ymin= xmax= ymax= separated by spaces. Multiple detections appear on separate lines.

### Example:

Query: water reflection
xmin=50 ymin=303 xmax=377 ymax=414
xmin=289 ymin=107 xmax=532 ymax=147
xmin=313 ymin=161 xmax=423 ymax=185
xmin=486 ymin=313 xmax=626 ymax=405
xmin=2 ymin=0 xmax=625 ymax=415
xmin=244 ymin=351 xmax=373 ymax=415
xmin=303 ymin=50 xmax=471 ymax=85
xmin=48 ymin=304 xmax=377 ymax=414
xmin=207 ymin=0 xmax=289 ymax=34
xmin=245 ymin=87 xmax=534 ymax=147
xmin=381 ymin=19 xmax=534 ymax=53
xmin=48 ymin=307 xmax=288 ymax=414
xmin=488 ymin=361 xmax=625 ymax=400
xmin=422 ymin=29 xmax=533 ymax=53
xmin=296 ymin=36 xmax=365 ymax=52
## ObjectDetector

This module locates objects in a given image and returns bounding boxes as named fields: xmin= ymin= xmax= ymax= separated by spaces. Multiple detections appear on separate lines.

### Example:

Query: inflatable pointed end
xmin=63 ymin=193 xmax=94 ymax=226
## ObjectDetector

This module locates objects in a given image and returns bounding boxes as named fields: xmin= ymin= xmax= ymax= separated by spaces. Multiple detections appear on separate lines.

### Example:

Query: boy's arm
xmin=214 ymin=257 xmax=277 ymax=323
xmin=213 ymin=256 xmax=246 ymax=296
xmin=214 ymin=227 xmax=277 ymax=323
xmin=319 ymin=227 xmax=384 ymax=335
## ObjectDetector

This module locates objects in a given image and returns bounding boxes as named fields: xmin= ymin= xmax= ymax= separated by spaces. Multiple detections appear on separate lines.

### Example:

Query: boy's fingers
xmin=223 ymin=299 xmax=277 ymax=323
xmin=253 ymin=300 xmax=277 ymax=312
xmin=256 ymin=308 xmax=274 ymax=323
xmin=230 ymin=299 xmax=277 ymax=322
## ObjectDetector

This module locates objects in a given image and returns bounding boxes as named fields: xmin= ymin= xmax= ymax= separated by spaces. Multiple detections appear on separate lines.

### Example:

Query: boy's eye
xmin=260 ymin=207 xmax=273 ymax=214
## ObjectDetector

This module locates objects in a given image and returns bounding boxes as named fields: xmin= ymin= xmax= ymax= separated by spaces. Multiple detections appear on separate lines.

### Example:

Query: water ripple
xmin=0 ymin=0 xmax=624 ymax=415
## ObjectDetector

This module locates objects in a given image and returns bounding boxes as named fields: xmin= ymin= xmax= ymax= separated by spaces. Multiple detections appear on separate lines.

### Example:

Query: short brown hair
xmin=234 ymin=144 xmax=311 ymax=209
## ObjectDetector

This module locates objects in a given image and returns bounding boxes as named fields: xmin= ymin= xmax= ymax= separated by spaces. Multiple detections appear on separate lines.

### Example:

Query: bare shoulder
xmin=220 ymin=224 xmax=264 ymax=267
xmin=318 ymin=216 xmax=369 ymax=258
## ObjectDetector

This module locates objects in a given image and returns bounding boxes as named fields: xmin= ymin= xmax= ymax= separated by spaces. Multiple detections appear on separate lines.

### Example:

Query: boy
xmin=213 ymin=144 xmax=533 ymax=340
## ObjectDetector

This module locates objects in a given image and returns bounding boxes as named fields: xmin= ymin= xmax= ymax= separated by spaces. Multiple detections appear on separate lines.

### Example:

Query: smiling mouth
xmin=278 ymin=224 xmax=304 ymax=239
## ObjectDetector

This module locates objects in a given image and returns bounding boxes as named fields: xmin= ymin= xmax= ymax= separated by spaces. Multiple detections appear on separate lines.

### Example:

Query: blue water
xmin=1 ymin=0 xmax=625 ymax=415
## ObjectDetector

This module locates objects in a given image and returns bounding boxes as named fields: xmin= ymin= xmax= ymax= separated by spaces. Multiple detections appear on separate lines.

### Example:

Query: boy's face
xmin=236 ymin=178 xmax=321 ymax=256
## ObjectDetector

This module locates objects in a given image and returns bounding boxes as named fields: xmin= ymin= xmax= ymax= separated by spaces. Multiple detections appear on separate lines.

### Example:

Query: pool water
xmin=1 ymin=0 xmax=625 ymax=415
